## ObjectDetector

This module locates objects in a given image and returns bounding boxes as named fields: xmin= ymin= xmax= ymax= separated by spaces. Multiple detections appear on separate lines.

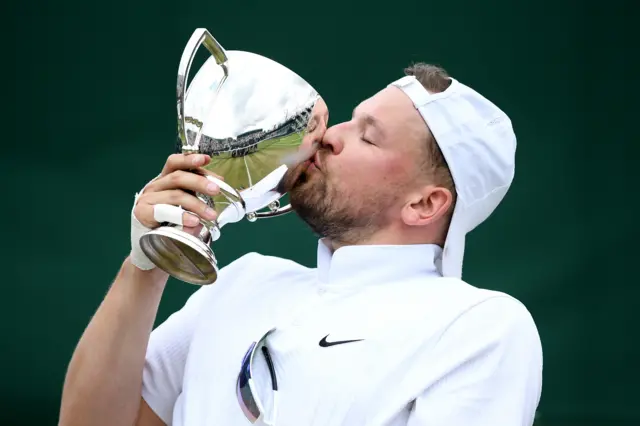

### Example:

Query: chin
xmin=289 ymin=174 xmax=327 ymax=210
xmin=290 ymin=180 xmax=317 ymax=205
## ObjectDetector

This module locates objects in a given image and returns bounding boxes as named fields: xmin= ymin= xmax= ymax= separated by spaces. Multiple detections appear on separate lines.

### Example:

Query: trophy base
xmin=139 ymin=226 xmax=218 ymax=285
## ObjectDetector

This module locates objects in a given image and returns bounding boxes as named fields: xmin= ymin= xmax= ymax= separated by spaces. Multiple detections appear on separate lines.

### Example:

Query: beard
xmin=281 ymin=154 xmax=394 ymax=245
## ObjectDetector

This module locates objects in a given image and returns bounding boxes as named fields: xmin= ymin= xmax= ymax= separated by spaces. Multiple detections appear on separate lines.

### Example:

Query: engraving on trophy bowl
xmin=139 ymin=28 xmax=327 ymax=286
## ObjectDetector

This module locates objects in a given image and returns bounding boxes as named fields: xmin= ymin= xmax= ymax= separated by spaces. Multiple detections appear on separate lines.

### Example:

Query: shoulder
xmin=424 ymin=276 xmax=535 ymax=317
xmin=401 ymin=276 xmax=540 ymax=348
xmin=397 ymin=276 xmax=523 ymax=320
xmin=405 ymin=281 xmax=543 ymax=425
xmin=436 ymin=278 xmax=541 ymax=352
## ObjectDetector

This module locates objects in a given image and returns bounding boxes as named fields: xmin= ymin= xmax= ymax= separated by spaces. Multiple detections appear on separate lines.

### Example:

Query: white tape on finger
xmin=154 ymin=203 xmax=185 ymax=226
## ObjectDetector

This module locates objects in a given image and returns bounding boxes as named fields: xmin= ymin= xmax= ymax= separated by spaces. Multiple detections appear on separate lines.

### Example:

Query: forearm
xmin=59 ymin=257 xmax=169 ymax=426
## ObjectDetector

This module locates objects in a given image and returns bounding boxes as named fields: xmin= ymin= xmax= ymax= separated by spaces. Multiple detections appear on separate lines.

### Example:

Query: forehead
xmin=356 ymin=86 xmax=428 ymax=149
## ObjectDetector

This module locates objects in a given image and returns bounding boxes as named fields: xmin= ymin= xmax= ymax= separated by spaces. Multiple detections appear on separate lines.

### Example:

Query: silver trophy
xmin=139 ymin=28 xmax=325 ymax=285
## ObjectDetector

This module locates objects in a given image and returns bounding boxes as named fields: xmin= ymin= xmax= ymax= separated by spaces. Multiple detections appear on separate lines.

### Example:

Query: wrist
xmin=122 ymin=256 xmax=170 ymax=289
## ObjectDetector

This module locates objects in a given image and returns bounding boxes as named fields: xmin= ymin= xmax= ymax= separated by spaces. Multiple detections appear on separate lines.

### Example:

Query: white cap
xmin=389 ymin=75 xmax=517 ymax=279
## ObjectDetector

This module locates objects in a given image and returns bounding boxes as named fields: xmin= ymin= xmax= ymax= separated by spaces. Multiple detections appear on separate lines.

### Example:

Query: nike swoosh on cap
xmin=319 ymin=334 xmax=364 ymax=347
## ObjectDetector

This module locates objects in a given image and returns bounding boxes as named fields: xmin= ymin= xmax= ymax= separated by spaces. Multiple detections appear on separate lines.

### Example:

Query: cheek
xmin=328 ymin=152 xmax=369 ymax=186
xmin=330 ymin=152 xmax=409 ymax=195
xmin=379 ymin=157 xmax=410 ymax=185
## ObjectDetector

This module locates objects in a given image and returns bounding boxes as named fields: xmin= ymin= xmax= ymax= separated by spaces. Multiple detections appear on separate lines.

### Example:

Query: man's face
xmin=287 ymin=87 xmax=430 ymax=244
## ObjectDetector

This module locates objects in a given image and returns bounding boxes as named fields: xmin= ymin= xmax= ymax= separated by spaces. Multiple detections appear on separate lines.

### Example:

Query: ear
xmin=401 ymin=185 xmax=453 ymax=227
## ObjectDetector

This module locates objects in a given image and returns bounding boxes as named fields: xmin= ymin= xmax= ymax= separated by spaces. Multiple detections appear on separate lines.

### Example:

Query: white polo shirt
xmin=142 ymin=241 xmax=543 ymax=425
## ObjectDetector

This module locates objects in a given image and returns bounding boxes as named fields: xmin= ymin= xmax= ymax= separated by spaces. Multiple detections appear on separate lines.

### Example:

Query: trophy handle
xmin=202 ymin=175 xmax=246 ymax=229
xmin=177 ymin=28 xmax=229 ymax=153
xmin=250 ymin=203 xmax=293 ymax=220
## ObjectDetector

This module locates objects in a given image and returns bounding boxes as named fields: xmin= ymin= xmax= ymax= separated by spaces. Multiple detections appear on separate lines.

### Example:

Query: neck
xmin=328 ymin=223 xmax=444 ymax=252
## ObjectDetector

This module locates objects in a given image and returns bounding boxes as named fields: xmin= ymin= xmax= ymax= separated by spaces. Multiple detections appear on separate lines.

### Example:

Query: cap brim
xmin=441 ymin=200 xmax=466 ymax=279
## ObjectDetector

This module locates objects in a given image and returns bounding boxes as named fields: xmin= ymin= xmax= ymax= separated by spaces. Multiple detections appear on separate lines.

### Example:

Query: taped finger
xmin=153 ymin=203 xmax=185 ymax=226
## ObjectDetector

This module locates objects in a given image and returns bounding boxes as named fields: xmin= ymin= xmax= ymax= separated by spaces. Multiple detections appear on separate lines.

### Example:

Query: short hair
xmin=404 ymin=63 xmax=457 ymax=213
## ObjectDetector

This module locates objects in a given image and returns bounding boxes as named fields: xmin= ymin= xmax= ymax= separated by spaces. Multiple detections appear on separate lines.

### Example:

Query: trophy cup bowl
xmin=138 ymin=28 xmax=325 ymax=285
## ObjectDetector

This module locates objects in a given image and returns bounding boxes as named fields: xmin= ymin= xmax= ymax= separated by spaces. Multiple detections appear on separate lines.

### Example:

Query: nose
xmin=320 ymin=123 xmax=345 ymax=155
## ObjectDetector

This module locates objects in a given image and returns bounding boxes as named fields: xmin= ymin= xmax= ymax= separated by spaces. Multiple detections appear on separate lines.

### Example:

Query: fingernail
xmin=184 ymin=214 xmax=199 ymax=226
xmin=192 ymin=155 xmax=203 ymax=166
xmin=207 ymin=182 xmax=218 ymax=193
xmin=205 ymin=208 xmax=216 ymax=219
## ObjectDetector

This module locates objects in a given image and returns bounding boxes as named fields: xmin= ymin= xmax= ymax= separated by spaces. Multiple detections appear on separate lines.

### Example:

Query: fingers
xmin=147 ymin=170 xmax=220 ymax=196
xmin=162 ymin=153 xmax=211 ymax=176
xmin=135 ymin=189 xmax=218 ymax=228
xmin=182 ymin=212 xmax=202 ymax=228
xmin=182 ymin=222 xmax=204 ymax=237
xmin=161 ymin=154 xmax=224 ymax=180
xmin=132 ymin=153 xmax=226 ymax=230
xmin=153 ymin=204 xmax=186 ymax=226
xmin=152 ymin=205 xmax=204 ymax=228
xmin=197 ymin=167 xmax=225 ymax=181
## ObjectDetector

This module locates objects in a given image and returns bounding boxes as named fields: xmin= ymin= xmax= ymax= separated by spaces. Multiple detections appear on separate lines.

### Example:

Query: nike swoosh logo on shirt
xmin=319 ymin=334 xmax=364 ymax=347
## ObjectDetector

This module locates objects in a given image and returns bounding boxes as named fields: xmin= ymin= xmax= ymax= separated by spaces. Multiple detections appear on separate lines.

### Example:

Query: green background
xmin=4 ymin=0 xmax=637 ymax=424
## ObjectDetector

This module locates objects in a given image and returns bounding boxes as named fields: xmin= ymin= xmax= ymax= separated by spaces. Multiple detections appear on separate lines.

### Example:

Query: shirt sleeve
xmin=140 ymin=253 xmax=259 ymax=424
xmin=407 ymin=296 xmax=543 ymax=426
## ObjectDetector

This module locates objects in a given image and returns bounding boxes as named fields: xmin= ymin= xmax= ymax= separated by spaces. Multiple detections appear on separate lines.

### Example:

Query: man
xmin=59 ymin=63 xmax=543 ymax=426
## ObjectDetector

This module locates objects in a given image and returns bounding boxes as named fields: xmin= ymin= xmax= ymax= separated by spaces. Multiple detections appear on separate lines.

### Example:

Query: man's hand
xmin=134 ymin=154 xmax=222 ymax=231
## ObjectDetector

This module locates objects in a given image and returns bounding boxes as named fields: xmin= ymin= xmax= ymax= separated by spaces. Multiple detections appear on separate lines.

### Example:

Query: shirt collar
xmin=316 ymin=238 xmax=443 ymax=289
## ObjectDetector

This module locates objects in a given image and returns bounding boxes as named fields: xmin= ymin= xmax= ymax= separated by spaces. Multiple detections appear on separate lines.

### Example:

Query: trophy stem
xmin=199 ymin=222 xmax=222 ymax=244
xmin=199 ymin=225 xmax=211 ymax=243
